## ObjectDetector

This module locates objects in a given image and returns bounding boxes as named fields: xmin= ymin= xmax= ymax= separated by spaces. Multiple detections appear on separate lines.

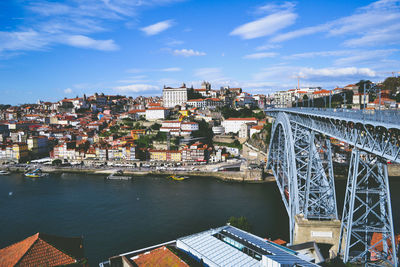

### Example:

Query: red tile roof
xmin=225 ymin=117 xmax=257 ymax=121
xmin=133 ymin=246 xmax=188 ymax=267
xmin=0 ymin=233 xmax=84 ymax=267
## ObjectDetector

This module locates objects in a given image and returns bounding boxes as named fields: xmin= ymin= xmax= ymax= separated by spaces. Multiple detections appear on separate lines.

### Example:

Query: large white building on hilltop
xmin=221 ymin=117 xmax=258 ymax=134
xmin=162 ymin=83 xmax=188 ymax=108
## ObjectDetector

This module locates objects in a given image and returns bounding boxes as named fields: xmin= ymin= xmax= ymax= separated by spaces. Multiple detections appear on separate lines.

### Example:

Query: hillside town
xmin=0 ymin=78 xmax=399 ymax=170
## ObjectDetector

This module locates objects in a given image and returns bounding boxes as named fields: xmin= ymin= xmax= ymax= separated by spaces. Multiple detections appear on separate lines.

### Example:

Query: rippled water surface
xmin=1 ymin=173 xmax=399 ymax=264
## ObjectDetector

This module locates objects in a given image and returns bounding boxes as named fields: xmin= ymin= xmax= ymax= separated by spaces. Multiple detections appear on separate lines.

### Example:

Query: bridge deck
xmin=266 ymin=108 xmax=400 ymax=129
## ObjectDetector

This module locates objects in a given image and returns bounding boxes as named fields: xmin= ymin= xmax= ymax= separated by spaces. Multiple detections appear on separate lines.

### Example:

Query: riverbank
xmin=3 ymin=163 xmax=398 ymax=183
xmin=1 ymin=165 xmax=274 ymax=183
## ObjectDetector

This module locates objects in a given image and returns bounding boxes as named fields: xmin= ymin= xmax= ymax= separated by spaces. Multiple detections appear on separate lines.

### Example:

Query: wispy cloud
xmin=334 ymin=49 xmax=399 ymax=66
xmin=269 ymin=0 xmax=400 ymax=46
xmin=140 ymin=20 xmax=174 ymax=36
xmin=297 ymin=67 xmax=376 ymax=79
xmin=256 ymin=1 xmax=296 ymax=14
xmin=161 ymin=67 xmax=182 ymax=72
xmin=230 ymin=11 xmax=297 ymax=39
xmin=283 ymin=50 xmax=354 ymax=60
xmin=0 ymin=0 xmax=182 ymax=57
xmin=64 ymin=88 xmax=72 ymax=94
xmin=64 ymin=35 xmax=118 ymax=51
xmin=114 ymin=84 xmax=159 ymax=93
xmin=172 ymin=49 xmax=206 ymax=57
xmin=243 ymin=52 xmax=278 ymax=59
xmin=271 ymin=24 xmax=330 ymax=43
xmin=255 ymin=44 xmax=281 ymax=51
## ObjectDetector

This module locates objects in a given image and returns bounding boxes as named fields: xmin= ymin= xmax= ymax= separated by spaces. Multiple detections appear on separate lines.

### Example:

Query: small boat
xmin=0 ymin=170 xmax=10 ymax=175
xmin=106 ymin=170 xmax=132 ymax=180
xmin=169 ymin=175 xmax=189 ymax=181
xmin=24 ymin=168 xmax=48 ymax=178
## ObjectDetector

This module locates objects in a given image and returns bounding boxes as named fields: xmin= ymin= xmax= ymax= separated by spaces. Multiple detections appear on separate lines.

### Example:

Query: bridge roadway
xmin=265 ymin=107 xmax=400 ymax=163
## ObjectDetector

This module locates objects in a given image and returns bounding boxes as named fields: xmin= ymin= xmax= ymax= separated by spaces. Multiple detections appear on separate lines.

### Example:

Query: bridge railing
xmin=266 ymin=107 xmax=400 ymax=126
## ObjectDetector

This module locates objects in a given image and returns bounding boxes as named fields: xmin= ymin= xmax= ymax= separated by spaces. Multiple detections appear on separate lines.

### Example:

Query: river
xmin=0 ymin=173 xmax=399 ymax=264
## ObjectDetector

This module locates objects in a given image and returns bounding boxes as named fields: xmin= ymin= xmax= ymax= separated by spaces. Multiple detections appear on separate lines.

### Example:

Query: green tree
xmin=227 ymin=216 xmax=252 ymax=232
xmin=382 ymin=76 xmax=400 ymax=94
xmin=192 ymin=119 xmax=213 ymax=145
xmin=187 ymin=88 xmax=204 ymax=100
xmin=151 ymin=123 xmax=161 ymax=131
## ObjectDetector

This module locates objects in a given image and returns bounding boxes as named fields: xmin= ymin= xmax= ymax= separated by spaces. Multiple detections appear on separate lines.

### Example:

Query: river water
xmin=0 ymin=173 xmax=399 ymax=264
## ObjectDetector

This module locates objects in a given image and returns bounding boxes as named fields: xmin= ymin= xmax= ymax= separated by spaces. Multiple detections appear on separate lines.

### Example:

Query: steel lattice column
xmin=268 ymin=112 xmax=338 ymax=243
xmin=304 ymin=136 xmax=338 ymax=220
xmin=338 ymin=148 xmax=398 ymax=266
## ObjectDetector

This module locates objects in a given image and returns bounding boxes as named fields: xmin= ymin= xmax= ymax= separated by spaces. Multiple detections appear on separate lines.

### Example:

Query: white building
xmin=221 ymin=117 xmax=258 ymax=134
xmin=145 ymin=107 xmax=169 ymax=121
xmin=212 ymin=126 xmax=225 ymax=135
xmin=160 ymin=121 xmax=199 ymax=136
xmin=163 ymin=84 xmax=188 ymax=108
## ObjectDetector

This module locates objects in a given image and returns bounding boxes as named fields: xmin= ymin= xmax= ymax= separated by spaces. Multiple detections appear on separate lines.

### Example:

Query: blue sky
xmin=1 ymin=0 xmax=400 ymax=104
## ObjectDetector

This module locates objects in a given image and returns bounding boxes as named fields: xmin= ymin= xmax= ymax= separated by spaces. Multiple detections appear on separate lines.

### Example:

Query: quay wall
xmin=3 ymin=165 xmax=272 ymax=183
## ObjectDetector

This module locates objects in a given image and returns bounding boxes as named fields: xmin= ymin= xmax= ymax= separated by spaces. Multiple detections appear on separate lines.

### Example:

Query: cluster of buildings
xmin=0 ymin=81 xmax=271 ymax=165
xmin=269 ymin=83 xmax=400 ymax=109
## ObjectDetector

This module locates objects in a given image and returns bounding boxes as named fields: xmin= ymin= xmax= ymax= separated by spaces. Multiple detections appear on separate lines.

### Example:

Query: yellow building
xmin=12 ymin=143 xmax=29 ymax=162
xmin=149 ymin=150 xmax=181 ymax=162
xmin=131 ymin=129 xmax=146 ymax=140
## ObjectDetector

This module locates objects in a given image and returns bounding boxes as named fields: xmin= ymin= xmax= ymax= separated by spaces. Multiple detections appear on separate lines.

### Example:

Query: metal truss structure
xmin=267 ymin=112 xmax=338 ymax=242
xmin=266 ymin=108 xmax=399 ymax=266
xmin=338 ymin=149 xmax=398 ymax=266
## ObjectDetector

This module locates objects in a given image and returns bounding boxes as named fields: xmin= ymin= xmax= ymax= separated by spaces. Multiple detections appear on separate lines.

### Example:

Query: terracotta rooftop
xmin=132 ymin=246 xmax=188 ymax=267
xmin=225 ymin=117 xmax=257 ymax=121
xmin=0 ymin=232 xmax=84 ymax=266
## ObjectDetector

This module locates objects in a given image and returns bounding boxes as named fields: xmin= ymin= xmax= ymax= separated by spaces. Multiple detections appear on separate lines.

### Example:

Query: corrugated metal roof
xmin=223 ymin=226 xmax=319 ymax=267
xmin=178 ymin=228 xmax=260 ymax=267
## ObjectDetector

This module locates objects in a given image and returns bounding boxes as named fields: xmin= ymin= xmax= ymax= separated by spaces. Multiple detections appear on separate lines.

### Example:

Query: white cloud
xmin=114 ymin=84 xmax=159 ymax=93
xmin=140 ymin=20 xmax=174 ymax=36
xmin=271 ymin=24 xmax=330 ymax=43
xmin=161 ymin=67 xmax=182 ymax=72
xmin=230 ymin=11 xmax=297 ymax=39
xmin=298 ymin=67 xmax=376 ymax=79
xmin=64 ymin=35 xmax=118 ymax=51
xmin=334 ymin=49 xmax=398 ymax=66
xmin=268 ymin=0 xmax=400 ymax=46
xmin=243 ymin=52 xmax=278 ymax=59
xmin=173 ymin=49 xmax=206 ymax=57
xmin=257 ymin=2 xmax=296 ymax=14
xmin=64 ymin=88 xmax=73 ymax=94
xmin=284 ymin=50 xmax=354 ymax=60
xmin=0 ymin=30 xmax=49 ymax=53
xmin=0 ymin=0 xmax=182 ymax=57
xmin=256 ymin=44 xmax=281 ymax=51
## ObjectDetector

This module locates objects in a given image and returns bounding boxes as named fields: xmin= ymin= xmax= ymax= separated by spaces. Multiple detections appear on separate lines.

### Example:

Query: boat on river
xmin=106 ymin=170 xmax=132 ymax=180
xmin=169 ymin=175 xmax=189 ymax=181
xmin=0 ymin=170 xmax=10 ymax=175
xmin=24 ymin=168 xmax=48 ymax=178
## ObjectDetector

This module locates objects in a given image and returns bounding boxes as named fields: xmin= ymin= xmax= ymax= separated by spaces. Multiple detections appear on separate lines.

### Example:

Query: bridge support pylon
xmin=338 ymin=148 xmax=398 ymax=266
xmin=294 ymin=214 xmax=341 ymax=258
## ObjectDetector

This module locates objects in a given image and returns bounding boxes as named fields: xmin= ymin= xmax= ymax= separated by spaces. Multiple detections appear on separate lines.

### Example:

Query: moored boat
xmin=106 ymin=170 xmax=132 ymax=180
xmin=0 ymin=170 xmax=10 ymax=175
xmin=24 ymin=168 xmax=48 ymax=178
xmin=169 ymin=175 xmax=189 ymax=181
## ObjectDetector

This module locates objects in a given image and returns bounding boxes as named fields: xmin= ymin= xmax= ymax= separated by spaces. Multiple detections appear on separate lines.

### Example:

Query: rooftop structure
xmin=101 ymin=225 xmax=318 ymax=267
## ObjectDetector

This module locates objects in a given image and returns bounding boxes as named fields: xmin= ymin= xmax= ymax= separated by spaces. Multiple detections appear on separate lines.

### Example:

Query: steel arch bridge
xmin=266 ymin=108 xmax=399 ymax=267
